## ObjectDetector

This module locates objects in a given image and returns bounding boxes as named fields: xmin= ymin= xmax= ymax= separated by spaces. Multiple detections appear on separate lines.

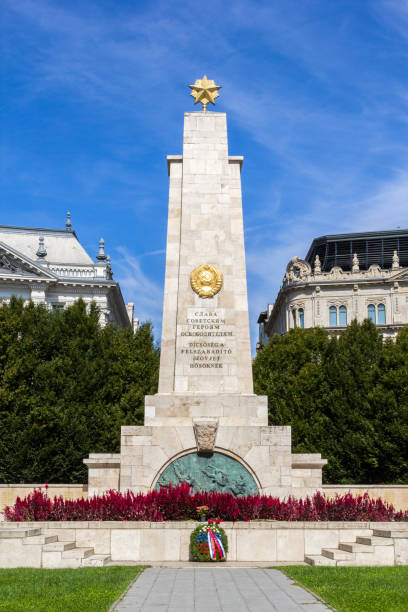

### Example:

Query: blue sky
xmin=2 ymin=0 xmax=408 ymax=351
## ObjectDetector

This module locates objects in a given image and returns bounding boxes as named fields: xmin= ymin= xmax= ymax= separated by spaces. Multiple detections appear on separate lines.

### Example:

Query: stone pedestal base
xmin=84 ymin=393 xmax=327 ymax=498
xmin=144 ymin=393 xmax=268 ymax=427
xmin=119 ymin=423 xmax=293 ymax=496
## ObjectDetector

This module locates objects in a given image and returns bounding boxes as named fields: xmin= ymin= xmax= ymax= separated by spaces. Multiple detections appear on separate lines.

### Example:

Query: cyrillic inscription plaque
xmin=178 ymin=307 xmax=235 ymax=373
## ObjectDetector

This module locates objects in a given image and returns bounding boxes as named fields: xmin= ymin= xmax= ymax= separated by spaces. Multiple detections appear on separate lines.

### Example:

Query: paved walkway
xmin=113 ymin=568 xmax=331 ymax=611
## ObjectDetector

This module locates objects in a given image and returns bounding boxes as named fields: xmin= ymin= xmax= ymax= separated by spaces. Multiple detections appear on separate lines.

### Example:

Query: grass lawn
xmin=279 ymin=566 xmax=408 ymax=612
xmin=0 ymin=566 xmax=146 ymax=612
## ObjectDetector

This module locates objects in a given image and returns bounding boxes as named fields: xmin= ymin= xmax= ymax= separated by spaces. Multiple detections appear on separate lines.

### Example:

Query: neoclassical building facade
xmin=258 ymin=229 xmax=408 ymax=347
xmin=0 ymin=215 xmax=138 ymax=330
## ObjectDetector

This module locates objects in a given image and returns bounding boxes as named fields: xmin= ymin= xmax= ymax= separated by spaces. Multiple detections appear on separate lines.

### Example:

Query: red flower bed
xmin=4 ymin=483 xmax=408 ymax=522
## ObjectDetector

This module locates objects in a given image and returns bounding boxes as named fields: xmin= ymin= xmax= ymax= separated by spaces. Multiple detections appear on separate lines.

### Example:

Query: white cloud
xmin=114 ymin=246 xmax=163 ymax=336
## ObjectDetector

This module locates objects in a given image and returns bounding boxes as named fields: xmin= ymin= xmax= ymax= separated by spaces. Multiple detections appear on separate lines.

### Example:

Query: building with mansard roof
xmin=0 ymin=214 xmax=138 ymax=330
xmin=257 ymin=229 xmax=408 ymax=348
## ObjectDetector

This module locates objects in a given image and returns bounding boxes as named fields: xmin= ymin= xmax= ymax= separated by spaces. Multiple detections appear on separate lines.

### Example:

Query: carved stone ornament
xmin=0 ymin=252 xmax=35 ymax=275
xmin=328 ymin=300 xmax=349 ymax=308
xmin=190 ymin=264 xmax=223 ymax=298
xmin=392 ymin=250 xmax=400 ymax=269
xmin=367 ymin=264 xmax=382 ymax=276
xmin=285 ymin=257 xmax=312 ymax=282
xmin=193 ymin=419 xmax=219 ymax=454
xmin=365 ymin=297 xmax=386 ymax=306
xmin=290 ymin=301 xmax=305 ymax=310
xmin=329 ymin=266 xmax=344 ymax=278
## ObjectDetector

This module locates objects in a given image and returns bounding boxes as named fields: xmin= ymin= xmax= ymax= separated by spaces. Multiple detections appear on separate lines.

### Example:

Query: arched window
xmin=339 ymin=305 xmax=347 ymax=327
xmin=292 ymin=309 xmax=297 ymax=328
xmin=377 ymin=303 xmax=386 ymax=325
xmin=298 ymin=308 xmax=304 ymax=328
xmin=329 ymin=305 xmax=337 ymax=326
xmin=367 ymin=304 xmax=376 ymax=323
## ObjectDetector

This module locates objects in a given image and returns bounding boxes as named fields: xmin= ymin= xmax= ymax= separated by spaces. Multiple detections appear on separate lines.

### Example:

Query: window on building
xmin=339 ymin=305 xmax=347 ymax=327
xmin=377 ymin=303 xmax=386 ymax=325
xmin=367 ymin=304 xmax=376 ymax=323
xmin=292 ymin=309 xmax=297 ymax=328
xmin=298 ymin=308 xmax=304 ymax=328
xmin=52 ymin=303 xmax=65 ymax=311
xmin=329 ymin=305 xmax=337 ymax=326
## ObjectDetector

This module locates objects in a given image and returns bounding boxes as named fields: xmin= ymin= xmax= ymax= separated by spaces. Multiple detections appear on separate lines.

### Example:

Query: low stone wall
xmin=0 ymin=485 xmax=87 ymax=519
xmin=322 ymin=485 xmax=408 ymax=512
xmin=3 ymin=520 xmax=407 ymax=563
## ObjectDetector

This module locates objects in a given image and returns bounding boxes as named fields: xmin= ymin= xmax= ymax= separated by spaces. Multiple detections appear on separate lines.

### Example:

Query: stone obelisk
xmin=85 ymin=77 xmax=326 ymax=498
xmin=159 ymin=110 xmax=252 ymax=397
xmin=153 ymin=95 xmax=264 ymax=422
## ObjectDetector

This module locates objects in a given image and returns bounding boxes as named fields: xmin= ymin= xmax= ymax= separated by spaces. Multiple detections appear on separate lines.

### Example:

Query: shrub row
xmin=4 ymin=483 xmax=408 ymax=522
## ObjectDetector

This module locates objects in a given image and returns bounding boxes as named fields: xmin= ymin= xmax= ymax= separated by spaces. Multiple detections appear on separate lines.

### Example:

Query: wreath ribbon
xmin=207 ymin=527 xmax=226 ymax=560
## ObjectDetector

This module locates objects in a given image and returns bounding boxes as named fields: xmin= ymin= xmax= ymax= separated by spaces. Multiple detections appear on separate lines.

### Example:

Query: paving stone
xmin=112 ymin=567 xmax=330 ymax=611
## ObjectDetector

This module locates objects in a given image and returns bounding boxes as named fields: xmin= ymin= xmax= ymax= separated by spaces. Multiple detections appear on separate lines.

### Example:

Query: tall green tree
xmin=0 ymin=298 xmax=159 ymax=483
xmin=253 ymin=320 xmax=408 ymax=484
xmin=321 ymin=320 xmax=383 ymax=482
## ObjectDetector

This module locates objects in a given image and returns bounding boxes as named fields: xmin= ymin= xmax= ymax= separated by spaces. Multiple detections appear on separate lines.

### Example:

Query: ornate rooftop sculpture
xmin=65 ymin=211 xmax=72 ymax=231
xmin=36 ymin=236 xmax=47 ymax=259
xmin=96 ymin=238 xmax=107 ymax=262
xmin=352 ymin=253 xmax=360 ymax=273
xmin=285 ymin=256 xmax=312 ymax=282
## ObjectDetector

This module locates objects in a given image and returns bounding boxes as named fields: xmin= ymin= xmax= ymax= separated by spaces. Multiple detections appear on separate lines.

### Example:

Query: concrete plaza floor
xmin=112 ymin=567 xmax=331 ymax=611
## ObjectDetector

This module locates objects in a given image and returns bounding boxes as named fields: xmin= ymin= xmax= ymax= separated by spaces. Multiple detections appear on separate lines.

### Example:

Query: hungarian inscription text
xmin=178 ymin=307 xmax=234 ymax=372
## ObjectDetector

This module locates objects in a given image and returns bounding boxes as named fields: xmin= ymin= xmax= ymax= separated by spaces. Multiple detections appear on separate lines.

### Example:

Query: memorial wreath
xmin=190 ymin=518 xmax=228 ymax=562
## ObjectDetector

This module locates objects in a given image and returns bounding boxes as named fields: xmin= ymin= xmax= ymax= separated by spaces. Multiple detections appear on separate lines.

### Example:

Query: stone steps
xmin=0 ymin=527 xmax=110 ymax=568
xmin=304 ymin=554 xmax=336 ymax=566
xmin=339 ymin=542 xmax=374 ymax=553
xmin=0 ymin=528 xmax=41 ymax=539
xmin=305 ymin=528 xmax=408 ymax=567
xmin=42 ymin=543 xmax=96 ymax=568
xmin=356 ymin=535 xmax=394 ymax=546
xmin=81 ymin=554 xmax=111 ymax=567
xmin=42 ymin=541 xmax=76 ymax=552
xmin=321 ymin=547 xmax=355 ymax=561
xmin=373 ymin=528 xmax=408 ymax=539
xmin=23 ymin=535 xmax=58 ymax=545
xmin=62 ymin=547 xmax=94 ymax=559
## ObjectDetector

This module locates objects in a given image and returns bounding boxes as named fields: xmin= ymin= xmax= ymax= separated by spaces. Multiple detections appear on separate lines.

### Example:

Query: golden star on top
xmin=189 ymin=75 xmax=221 ymax=112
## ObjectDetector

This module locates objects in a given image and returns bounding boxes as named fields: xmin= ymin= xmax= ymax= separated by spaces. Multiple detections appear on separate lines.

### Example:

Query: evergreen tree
xmin=0 ymin=298 xmax=159 ymax=483
xmin=253 ymin=327 xmax=331 ymax=453
xmin=253 ymin=320 xmax=408 ymax=484
xmin=321 ymin=320 xmax=383 ymax=483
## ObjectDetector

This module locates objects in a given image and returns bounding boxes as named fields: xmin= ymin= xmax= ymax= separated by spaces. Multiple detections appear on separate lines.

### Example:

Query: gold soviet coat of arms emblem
xmin=190 ymin=264 xmax=223 ymax=298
